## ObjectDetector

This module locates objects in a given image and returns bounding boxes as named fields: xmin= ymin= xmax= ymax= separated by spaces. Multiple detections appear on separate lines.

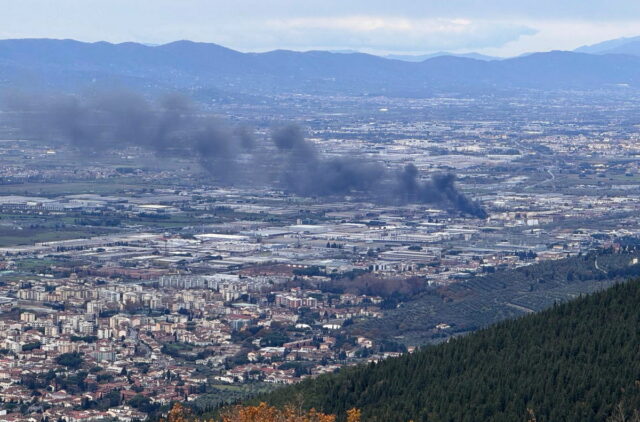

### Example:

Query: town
xmin=2 ymin=90 xmax=640 ymax=420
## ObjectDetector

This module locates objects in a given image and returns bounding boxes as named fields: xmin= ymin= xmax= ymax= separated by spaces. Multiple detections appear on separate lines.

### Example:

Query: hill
xmin=384 ymin=52 xmax=499 ymax=62
xmin=596 ymin=41 xmax=640 ymax=57
xmin=1 ymin=39 xmax=640 ymax=96
xmin=575 ymin=35 xmax=640 ymax=56
xmin=350 ymin=248 xmax=640 ymax=346
xmin=258 ymin=279 xmax=640 ymax=421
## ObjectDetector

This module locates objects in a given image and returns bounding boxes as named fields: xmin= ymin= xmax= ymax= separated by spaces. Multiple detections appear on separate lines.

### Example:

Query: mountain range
xmin=384 ymin=51 xmax=499 ymax=62
xmin=1 ymin=37 xmax=640 ymax=97
xmin=575 ymin=35 xmax=640 ymax=56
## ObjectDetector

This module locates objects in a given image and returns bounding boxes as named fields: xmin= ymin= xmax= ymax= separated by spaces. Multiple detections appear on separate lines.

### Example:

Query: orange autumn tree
xmin=346 ymin=408 xmax=362 ymax=422
xmin=221 ymin=402 xmax=337 ymax=422
xmin=164 ymin=403 xmax=193 ymax=422
xmin=163 ymin=402 xmax=361 ymax=422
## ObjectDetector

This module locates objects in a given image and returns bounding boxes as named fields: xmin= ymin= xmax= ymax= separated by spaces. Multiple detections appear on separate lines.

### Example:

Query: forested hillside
xmin=259 ymin=279 xmax=640 ymax=421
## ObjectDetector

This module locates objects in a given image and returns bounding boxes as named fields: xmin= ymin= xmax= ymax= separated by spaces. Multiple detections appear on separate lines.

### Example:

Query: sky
xmin=1 ymin=0 xmax=640 ymax=57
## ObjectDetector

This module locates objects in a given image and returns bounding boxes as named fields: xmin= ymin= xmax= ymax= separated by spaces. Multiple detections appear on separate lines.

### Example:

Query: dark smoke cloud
xmin=271 ymin=125 xmax=486 ymax=217
xmin=2 ymin=91 xmax=486 ymax=218
xmin=271 ymin=125 xmax=386 ymax=197
xmin=396 ymin=167 xmax=487 ymax=218
xmin=3 ymin=91 xmax=253 ymax=182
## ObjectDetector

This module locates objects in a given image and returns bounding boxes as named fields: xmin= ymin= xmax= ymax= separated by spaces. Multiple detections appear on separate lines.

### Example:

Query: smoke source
xmin=2 ymin=91 xmax=487 ymax=218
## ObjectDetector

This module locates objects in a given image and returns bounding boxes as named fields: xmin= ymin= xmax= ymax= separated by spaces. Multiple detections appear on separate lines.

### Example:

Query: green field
xmin=0 ymin=181 xmax=147 ymax=197
xmin=0 ymin=226 xmax=112 ymax=247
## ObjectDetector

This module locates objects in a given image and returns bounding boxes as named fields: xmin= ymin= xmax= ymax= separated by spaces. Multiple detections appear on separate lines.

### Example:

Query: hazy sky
xmin=1 ymin=0 xmax=640 ymax=56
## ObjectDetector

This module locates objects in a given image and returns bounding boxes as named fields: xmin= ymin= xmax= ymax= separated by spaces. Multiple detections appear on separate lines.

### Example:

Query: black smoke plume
xmin=270 ymin=125 xmax=486 ymax=218
xmin=2 ymin=91 xmax=486 ymax=218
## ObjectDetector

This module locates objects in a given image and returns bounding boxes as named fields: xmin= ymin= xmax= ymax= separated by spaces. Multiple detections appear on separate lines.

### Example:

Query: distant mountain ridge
xmin=575 ymin=35 xmax=640 ymax=56
xmin=384 ymin=51 xmax=499 ymax=62
xmin=0 ymin=38 xmax=640 ymax=96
